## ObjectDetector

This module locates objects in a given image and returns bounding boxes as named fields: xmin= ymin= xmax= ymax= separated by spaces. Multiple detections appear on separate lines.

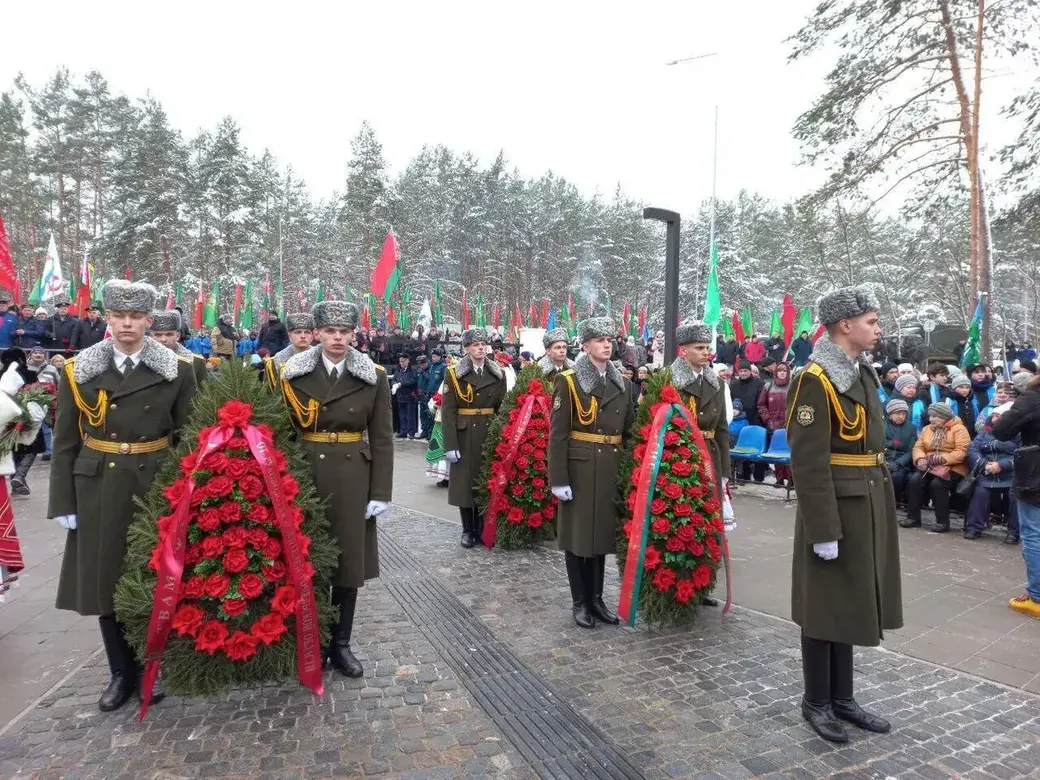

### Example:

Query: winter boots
xmin=98 ymin=615 xmax=164 ymax=712
xmin=10 ymin=453 xmax=35 ymax=496
xmin=328 ymin=586 xmax=363 ymax=678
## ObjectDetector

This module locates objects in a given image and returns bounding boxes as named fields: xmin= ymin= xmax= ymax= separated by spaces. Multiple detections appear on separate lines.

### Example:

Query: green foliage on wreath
xmin=114 ymin=359 xmax=338 ymax=696
xmin=475 ymin=364 xmax=558 ymax=549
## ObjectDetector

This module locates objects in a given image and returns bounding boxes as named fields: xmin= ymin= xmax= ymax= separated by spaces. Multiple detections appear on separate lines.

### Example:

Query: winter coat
xmin=210 ymin=325 xmax=236 ymax=358
xmin=717 ymin=340 xmax=740 ymax=367
xmin=992 ymin=378 xmax=1040 ymax=505
xmin=764 ymin=337 xmax=787 ymax=364
xmin=549 ymin=357 xmax=635 ymax=557
xmin=968 ymin=431 xmax=1017 ymax=490
xmin=911 ymin=418 xmax=971 ymax=478
xmin=282 ymin=346 xmax=393 ymax=588
xmin=441 ymin=357 xmax=507 ymax=509
xmin=951 ymin=394 xmax=979 ymax=440
xmin=0 ymin=311 xmax=18 ymax=349
xmin=259 ymin=319 xmax=290 ymax=354
xmin=786 ymin=342 xmax=902 ymax=647
xmin=884 ymin=418 xmax=917 ymax=473
xmin=14 ymin=316 xmax=46 ymax=349
xmin=669 ymin=359 xmax=730 ymax=504
xmin=47 ymin=314 xmax=78 ymax=352
xmin=790 ymin=337 xmax=813 ymax=367
xmin=52 ymin=339 xmax=198 ymax=615
xmin=70 ymin=317 xmax=106 ymax=351
xmin=418 ymin=361 xmax=446 ymax=396
xmin=756 ymin=380 xmax=789 ymax=431
xmin=730 ymin=376 xmax=766 ymax=427
xmin=391 ymin=364 xmax=419 ymax=402
xmin=743 ymin=339 xmax=766 ymax=364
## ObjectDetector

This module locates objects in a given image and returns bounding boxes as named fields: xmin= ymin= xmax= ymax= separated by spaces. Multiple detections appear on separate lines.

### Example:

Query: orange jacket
xmin=912 ymin=417 xmax=971 ymax=477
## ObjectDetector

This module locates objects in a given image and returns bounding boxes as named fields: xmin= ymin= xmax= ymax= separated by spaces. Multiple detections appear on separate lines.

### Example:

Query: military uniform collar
xmin=282 ymin=345 xmax=378 ymax=385
xmin=809 ymin=337 xmax=879 ymax=394
xmin=669 ymin=357 xmax=719 ymax=391
xmin=455 ymin=355 xmax=502 ymax=380
xmin=74 ymin=337 xmax=179 ymax=383
xmin=574 ymin=353 xmax=624 ymax=394
xmin=537 ymin=355 xmax=574 ymax=374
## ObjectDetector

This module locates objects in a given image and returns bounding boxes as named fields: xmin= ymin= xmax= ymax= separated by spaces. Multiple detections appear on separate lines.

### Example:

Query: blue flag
xmin=547 ymin=310 xmax=557 ymax=330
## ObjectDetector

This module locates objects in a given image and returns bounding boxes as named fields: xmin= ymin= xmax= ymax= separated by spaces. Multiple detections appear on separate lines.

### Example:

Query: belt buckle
xmin=876 ymin=452 xmax=884 ymax=466
xmin=327 ymin=432 xmax=339 ymax=443
xmin=119 ymin=442 xmax=131 ymax=455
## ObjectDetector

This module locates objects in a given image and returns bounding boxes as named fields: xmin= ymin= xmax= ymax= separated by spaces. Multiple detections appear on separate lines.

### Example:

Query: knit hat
xmin=927 ymin=403 xmax=956 ymax=421
xmin=894 ymin=374 xmax=918 ymax=394
xmin=897 ymin=363 xmax=914 ymax=375
xmin=886 ymin=398 xmax=909 ymax=415
xmin=34 ymin=306 xmax=47 ymax=316
xmin=880 ymin=362 xmax=897 ymax=377
xmin=1012 ymin=372 xmax=1032 ymax=395
xmin=950 ymin=373 xmax=971 ymax=390
xmin=816 ymin=285 xmax=880 ymax=325
xmin=737 ymin=359 xmax=751 ymax=371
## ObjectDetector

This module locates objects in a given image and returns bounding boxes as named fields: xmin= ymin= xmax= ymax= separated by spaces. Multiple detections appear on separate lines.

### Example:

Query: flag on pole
xmin=0 ymin=213 xmax=16 ymax=294
xmin=492 ymin=302 xmax=501 ymax=330
xmin=703 ymin=241 xmax=721 ymax=344
xmin=768 ymin=309 xmax=781 ymax=338
xmin=810 ymin=324 xmax=827 ymax=345
xmin=386 ymin=303 xmax=397 ymax=327
xmin=165 ymin=289 xmax=175 ymax=310
xmin=540 ymin=300 xmax=549 ymax=330
xmin=794 ymin=307 xmax=814 ymax=341
xmin=475 ymin=295 xmax=486 ymax=328
xmin=41 ymin=233 xmax=64 ymax=302
xmin=240 ymin=279 xmax=254 ymax=329
xmin=417 ymin=297 xmax=433 ymax=334
xmin=261 ymin=271 xmax=272 ymax=317
xmin=276 ymin=278 xmax=284 ymax=319
xmin=741 ymin=306 xmax=754 ymax=340
xmin=315 ymin=279 xmax=326 ymax=303
xmin=461 ymin=291 xmax=470 ymax=329
xmin=27 ymin=275 xmax=42 ymax=306
xmin=433 ymin=280 xmax=442 ymax=325
xmin=193 ymin=281 xmax=205 ymax=328
xmin=13 ymin=277 xmax=21 ymax=305
xmin=174 ymin=281 xmax=183 ymax=307
xmin=296 ymin=288 xmax=305 ymax=310
xmin=547 ymin=309 xmax=557 ymax=331
xmin=568 ymin=294 xmax=576 ymax=325
xmin=720 ymin=317 xmax=735 ymax=340
xmin=371 ymin=232 xmax=401 ymax=303
xmin=732 ymin=312 xmax=745 ymax=344
xmin=621 ymin=300 xmax=632 ymax=337
xmin=638 ymin=305 xmax=647 ymax=340
xmin=960 ymin=295 xmax=985 ymax=369
xmin=781 ymin=293 xmax=798 ymax=354
xmin=203 ymin=281 xmax=219 ymax=328
xmin=361 ymin=305 xmax=370 ymax=331
xmin=233 ymin=283 xmax=244 ymax=325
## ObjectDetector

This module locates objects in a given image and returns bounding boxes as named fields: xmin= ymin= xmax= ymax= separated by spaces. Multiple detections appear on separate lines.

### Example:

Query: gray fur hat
xmin=102 ymin=279 xmax=157 ymax=314
xmin=817 ymin=285 xmax=880 ymax=326
xmin=542 ymin=327 xmax=568 ymax=349
xmin=312 ymin=301 xmax=358 ymax=329
xmin=676 ymin=320 xmax=712 ymax=346
xmin=150 ymin=309 xmax=182 ymax=333
xmin=577 ymin=316 xmax=615 ymax=344
xmin=462 ymin=327 xmax=490 ymax=347
xmin=286 ymin=312 xmax=314 ymax=332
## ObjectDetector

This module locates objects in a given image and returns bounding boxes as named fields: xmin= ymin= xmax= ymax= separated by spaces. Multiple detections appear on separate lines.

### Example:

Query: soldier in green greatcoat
xmin=537 ymin=327 xmax=574 ymax=383
xmin=50 ymin=280 xmax=197 ymax=712
xmin=281 ymin=301 xmax=394 ymax=678
xmin=549 ymin=317 xmax=634 ymax=628
xmin=786 ymin=285 xmax=903 ymax=743
xmin=263 ymin=312 xmax=314 ymax=390
xmin=150 ymin=309 xmax=207 ymax=387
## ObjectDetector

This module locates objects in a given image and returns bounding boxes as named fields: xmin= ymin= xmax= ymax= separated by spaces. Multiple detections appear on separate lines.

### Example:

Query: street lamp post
xmin=643 ymin=208 xmax=681 ymax=361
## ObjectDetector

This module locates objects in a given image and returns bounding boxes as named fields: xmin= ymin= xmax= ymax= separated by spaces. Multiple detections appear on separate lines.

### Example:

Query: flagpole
xmin=709 ymin=105 xmax=718 ymax=255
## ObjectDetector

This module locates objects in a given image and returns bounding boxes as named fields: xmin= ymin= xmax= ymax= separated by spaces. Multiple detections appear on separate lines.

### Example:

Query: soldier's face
xmin=152 ymin=330 xmax=180 ymax=348
xmin=586 ymin=336 xmax=613 ymax=363
xmin=841 ymin=312 xmax=881 ymax=353
xmin=466 ymin=342 xmax=487 ymax=362
xmin=290 ymin=329 xmax=312 ymax=350
xmin=108 ymin=311 xmax=152 ymax=347
xmin=682 ymin=342 xmax=711 ymax=368
xmin=318 ymin=326 xmax=352 ymax=360
xmin=547 ymin=342 xmax=567 ymax=363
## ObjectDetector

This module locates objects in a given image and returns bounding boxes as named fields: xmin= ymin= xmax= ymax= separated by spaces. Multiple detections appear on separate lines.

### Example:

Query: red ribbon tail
xmin=481 ymin=518 xmax=496 ymax=548
xmin=138 ymin=660 xmax=160 ymax=721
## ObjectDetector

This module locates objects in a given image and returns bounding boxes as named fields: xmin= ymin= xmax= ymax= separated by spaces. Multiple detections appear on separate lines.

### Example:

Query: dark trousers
xmin=890 ymin=469 xmax=910 ymax=504
xmin=906 ymin=471 xmax=962 ymax=527
xmin=741 ymin=459 xmax=767 ymax=482
xmin=419 ymin=402 xmax=434 ymax=438
xmin=397 ymin=400 xmax=416 ymax=436
xmin=391 ymin=398 xmax=400 ymax=433
xmin=965 ymin=484 xmax=1019 ymax=535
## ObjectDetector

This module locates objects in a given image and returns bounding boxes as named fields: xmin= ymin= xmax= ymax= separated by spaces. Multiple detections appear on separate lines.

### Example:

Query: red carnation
xmin=246 ymin=527 xmax=270 ymax=548
xmin=163 ymin=479 xmax=188 ymax=505
xmin=184 ymin=575 xmax=206 ymax=599
xmin=702 ymin=498 xmax=721 ymax=514
xmin=649 ymin=498 xmax=667 ymax=515
xmin=531 ymin=476 xmax=546 ymax=489
xmin=225 ymin=458 xmax=250 ymax=479
xmin=663 ymin=482 xmax=683 ymax=500
xmin=676 ymin=445 xmax=693 ymax=459
xmin=543 ymin=503 xmax=555 ymax=519
xmin=685 ymin=484 xmax=704 ymax=499
xmin=507 ymin=506 xmax=525 ymax=525
xmin=622 ymin=520 xmax=634 ymax=538
xmin=281 ymin=476 xmax=300 ymax=501
xmin=643 ymin=546 xmax=662 ymax=570
xmin=534 ymin=460 xmax=547 ymax=473
xmin=239 ymin=475 xmax=264 ymax=501
xmin=528 ymin=512 xmax=543 ymax=528
xmin=519 ymin=443 xmax=534 ymax=457
xmin=223 ymin=547 xmax=250 ymax=573
xmin=664 ymin=430 xmax=680 ymax=446
xmin=533 ymin=448 xmax=546 ymax=460
xmin=271 ymin=585 xmax=296 ymax=617
xmin=705 ymin=537 xmax=721 ymax=560
xmin=184 ymin=543 xmax=203 ymax=565
xmin=179 ymin=450 xmax=200 ymax=476
xmin=189 ymin=486 xmax=208 ymax=508
xmin=203 ymin=451 xmax=228 ymax=473
xmin=201 ymin=535 xmax=226 ymax=559
xmin=651 ymin=518 xmax=670 ymax=535
xmin=262 ymin=537 xmax=282 ymax=560
xmin=251 ymin=612 xmax=287 ymax=645
xmin=195 ymin=507 xmax=221 ymax=532
xmin=662 ymin=450 xmax=675 ymax=462
xmin=665 ymin=536 xmax=686 ymax=552
xmin=262 ymin=560 xmax=287 ymax=582
xmin=672 ymin=415 xmax=688 ymax=430
xmin=528 ymin=379 xmax=544 ymax=394
xmin=533 ymin=488 xmax=547 ymax=501
xmin=172 ymin=603 xmax=206 ymax=637
xmin=510 ymin=483 xmax=526 ymax=497
xmin=652 ymin=566 xmax=677 ymax=592
xmin=675 ymin=579 xmax=696 ymax=604
xmin=246 ymin=459 xmax=262 ymax=476
xmin=516 ymin=455 xmax=530 ymax=469
xmin=495 ymin=443 xmax=511 ymax=459
xmin=223 ymin=629 xmax=259 ymax=662
xmin=688 ymin=540 xmax=705 ymax=556
xmin=222 ymin=597 xmax=248 ymax=617
xmin=217 ymin=399 xmax=254 ymax=428
xmin=639 ymin=424 xmax=653 ymax=440
xmin=227 ymin=435 xmax=248 ymax=450
xmin=673 ymin=502 xmax=692 ymax=518
xmin=148 ymin=543 xmax=163 ymax=572
xmin=692 ymin=564 xmax=713 ymax=589
xmin=656 ymin=475 xmax=668 ymax=489
xmin=223 ymin=526 xmax=247 ymax=549
xmin=195 ymin=620 xmax=228 ymax=655
xmin=205 ymin=573 xmax=230 ymax=599
xmin=207 ymin=475 xmax=234 ymax=498
xmin=219 ymin=501 xmax=242 ymax=524
xmin=671 ymin=461 xmax=693 ymax=477
xmin=659 ymin=385 xmax=681 ymax=403
xmin=238 ymin=573 xmax=265 ymax=600
xmin=246 ymin=503 xmax=270 ymax=524
xmin=676 ymin=524 xmax=696 ymax=542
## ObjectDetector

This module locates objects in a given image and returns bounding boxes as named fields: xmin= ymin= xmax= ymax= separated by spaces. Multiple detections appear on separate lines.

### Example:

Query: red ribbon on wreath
xmin=139 ymin=423 xmax=324 ymax=719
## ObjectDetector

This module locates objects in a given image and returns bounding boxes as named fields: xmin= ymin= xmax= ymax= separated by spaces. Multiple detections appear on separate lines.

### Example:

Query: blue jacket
xmin=790 ymin=337 xmax=813 ymax=367
xmin=884 ymin=418 xmax=917 ymax=472
xmin=418 ymin=361 xmax=446 ymax=395
xmin=968 ymin=431 xmax=1018 ymax=490
xmin=0 ymin=311 xmax=17 ymax=349
xmin=14 ymin=316 xmax=46 ymax=348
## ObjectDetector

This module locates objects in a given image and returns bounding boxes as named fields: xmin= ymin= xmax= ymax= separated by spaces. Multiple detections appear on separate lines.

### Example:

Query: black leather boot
xmin=473 ymin=509 xmax=487 ymax=547
xmin=800 ymin=633 xmax=848 ymax=743
xmin=564 ymin=552 xmax=594 ymax=628
xmin=10 ymin=453 xmax=35 ymax=496
xmin=831 ymin=642 xmax=890 ymax=733
xmin=702 ymin=595 xmax=719 ymax=607
xmin=328 ymin=587 xmax=364 ymax=678
xmin=459 ymin=508 xmax=475 ymax=548
xmin=98 ymin=616 xmax=136 ymax=712
xmin=588 ymin=555 xmax=619 ymax=625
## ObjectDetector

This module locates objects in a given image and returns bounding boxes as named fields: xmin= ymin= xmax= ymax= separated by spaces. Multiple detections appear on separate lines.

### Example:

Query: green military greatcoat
xmin=668 ymin=358 xmax=731 ymax=502
xmin=441 ymin=357 xmax=507 ymax=509
xmin=282 ymin=345 xmax=393 ymax=588
xmin=50 ymin=338 xmax=197 ymax=616
xmin=786 ymin=338 xmax=903 ymax=647
xmin=549 ymin=355 xmax=635 ymax=557
xmin=173 ymin=342 xmax=208 ymax=387
xmin=537 ymin=354 xmax=574 ymax=385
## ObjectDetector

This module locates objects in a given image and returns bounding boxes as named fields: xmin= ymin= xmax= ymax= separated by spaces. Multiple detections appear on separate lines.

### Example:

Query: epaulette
xmin=176 ymin=354 xmax=192 ymax=364
xmin=193 ymin=354 xmax=205 ymax=362
xmin=559 ymin=369 xmax=575 ymax=377
xmin=374 ymin=364 xmax=386 ymax=372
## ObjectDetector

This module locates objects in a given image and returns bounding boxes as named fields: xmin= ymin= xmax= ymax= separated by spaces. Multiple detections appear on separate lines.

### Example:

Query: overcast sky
xmin=2 ymin=0 xmax=832 ymax=215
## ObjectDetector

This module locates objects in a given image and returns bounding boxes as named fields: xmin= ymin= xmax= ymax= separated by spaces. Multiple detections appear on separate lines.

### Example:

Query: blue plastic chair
xmin=759 ymin=429 xmax=791 ymax=464
xmin=730 ymin=425 xmax=766 ymax=463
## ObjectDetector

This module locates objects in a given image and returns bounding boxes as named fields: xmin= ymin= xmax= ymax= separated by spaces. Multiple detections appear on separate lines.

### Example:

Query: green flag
xmin=703 ymin=241 xmax=721 ymax=335
xmin=768 ymin=309 xmax=781 ymax=338
xmin=239 ymin=280 xmax=254 ymax=329
xmin=315 ymin=280 xmax=325 ymax=303
xmin=175 ymin=281 xmax=183 ymax=307
xmin=741 ymin=306 xmax=754 ymax=339
xmin=276 ymin=278 xmax=284 ymax=319
xmin=27 ymin=275 xmax=42 ymax=306
xmin=203 ymin=281 xmax=219 ymax=328
xmin=720 ymin=317 xmax=735 ymax=340
xmin=433 ymin=280 xmax=442 ymax=325
xmin=794 ymin=307 xmax=814 ymax=339
xmin=68 ymin=278 xmax=76 ymax=304
xmin=475 ymin=294 xmax=486 ymax=328
xmin=960 ymin=297 xmax=984 ymax=369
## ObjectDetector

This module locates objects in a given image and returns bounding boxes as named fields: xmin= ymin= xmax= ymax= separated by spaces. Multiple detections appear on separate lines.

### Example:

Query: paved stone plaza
xmin=1 ymin=443 xmax=1039 ymax=779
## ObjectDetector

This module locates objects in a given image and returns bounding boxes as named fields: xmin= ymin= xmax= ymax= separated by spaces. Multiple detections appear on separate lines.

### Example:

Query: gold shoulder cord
xmin=785 ymin=363 xmax=864 ymax=441
xmin=280 ymin=375 xmax=320 ymax=430
xmin=64 ymin=361 xmax=107 ymax=436
xmin=562 ymin=370 xmax=597 ymax=426
xmin=448 ymin=367 xmax=474 ymax=404
xmin=264 ymin=358 xmax=279 ymax=389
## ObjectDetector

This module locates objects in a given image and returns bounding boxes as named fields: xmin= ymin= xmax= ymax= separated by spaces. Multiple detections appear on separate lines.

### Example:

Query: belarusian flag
xmin=794 ymin=307 xmax=814 ymax=340
xmin=768 ymin=309 xmax=781 ymax=338
xmin=568 ymin=294 xmax=576 ymax=325
xmin=203 ymin=281 xmax=219 ymax=328
xmin=703 ymin=241 xmax=721 ymax=344
xmin=371 ymin=232 xmax=401 ymax=303
xmin=0 ymin=213 xmax=16 ymax=294
xmin=621 ymin=300 xmax=631 ymax=337
xmin=781 ymin=293 xmax=797 ymax=353
xmin=492 ymin=302 xmax=501 ymax=330
xmin=233 ymin=283 xmax=243 ymax=325
xmin=540 ymin=299 xmax=549 ymax=329
xmin=239 ymin=280 xmax=253 ymax=329
xmin=528 ymin=302 xmax=538 ymax=328
xmin=193 ymin=280 xmax=205 ymax=328
xmin=732 ymin=312 xmax=745 ymax=343
xmin=461 ymin=291 xmax=470 ymax=329
xmin=960 ymin=296 xmax=984 ymax=369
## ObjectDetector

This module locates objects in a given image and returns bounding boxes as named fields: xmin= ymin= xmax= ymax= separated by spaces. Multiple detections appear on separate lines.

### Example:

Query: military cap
xmin=461 ymin=327 xmax=489 ymax=347
xmin=312 ymin=300 xmax=358 ymax=329
xmin=542 ymin=327 xmax=568 ymax=349
xmin=577 ymin=316 xmax=615 ymax=344
xmin=102 ymin=279 xmax=157 ymax=314
xmin=151 ymin=309 xmax=182 ymax=333
xmin=676 ymin=320 xmax=712 ymax=346
xmin=286 ymin=312 xmax=314 ymax=331
xmin=817 ymin=285 xmax=880 ymax=326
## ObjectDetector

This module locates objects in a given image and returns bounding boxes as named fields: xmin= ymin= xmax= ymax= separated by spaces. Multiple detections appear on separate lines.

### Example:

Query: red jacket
xmin=757 ymin=382 xmax=790 ymax=431
xmin=743 ymin=339 xmax=766 ymax=363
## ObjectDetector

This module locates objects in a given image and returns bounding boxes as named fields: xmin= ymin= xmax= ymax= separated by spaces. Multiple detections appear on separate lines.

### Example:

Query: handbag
xmin=956 ymin=461 xmax=981 ymax=497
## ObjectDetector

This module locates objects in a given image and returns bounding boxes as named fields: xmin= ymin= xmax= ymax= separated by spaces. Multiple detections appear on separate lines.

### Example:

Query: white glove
xmin=391 ymin=383 xmax=400 ymax=395
xmin=56 ymin=514 xmax=78 ymax=530
xmin=445 ymin=450 xmax=461 ymax=463
xmin=813 ymin=541 xmax=838 ymax=560
xmin=551 ymin=486 xmax=573 ymax=502
xmin=0 ymin=364 xmax=24 ymax=397
xmin=365 ymin=501 xmax=389 ymax=519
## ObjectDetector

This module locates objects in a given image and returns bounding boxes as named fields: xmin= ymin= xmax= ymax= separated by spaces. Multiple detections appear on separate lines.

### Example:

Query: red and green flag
xmin=732 ymin=312 xmax=745 ymax=343
xmin=203 ymin=281 xmax=219 ymax=328
xmin=781 ymin=293 xmax=797 ymax=353
xmin=371 ymin=231 xmax=401 ymax=303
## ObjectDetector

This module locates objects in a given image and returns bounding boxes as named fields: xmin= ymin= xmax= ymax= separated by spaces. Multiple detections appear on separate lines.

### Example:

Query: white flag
xmin=41 ymin=233 xmax=64 ymax=301
xmin=416 ymin=297 xmax=433 ymax=332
